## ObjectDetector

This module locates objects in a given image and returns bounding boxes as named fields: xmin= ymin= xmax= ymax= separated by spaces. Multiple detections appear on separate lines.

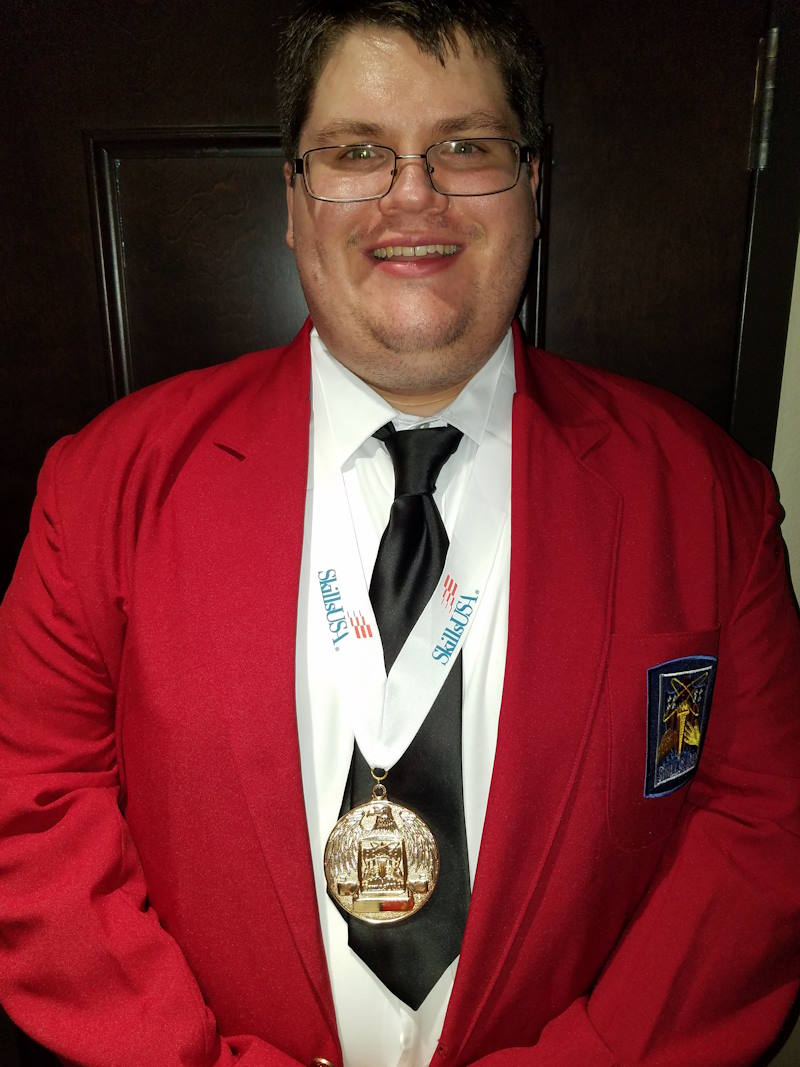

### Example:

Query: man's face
xmin=285 ymin=27 xmax=539 ymax=403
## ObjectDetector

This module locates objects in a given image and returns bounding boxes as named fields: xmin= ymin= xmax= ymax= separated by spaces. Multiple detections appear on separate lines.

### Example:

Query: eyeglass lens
xmin=303 ymin=139 xmax=522 ymax=201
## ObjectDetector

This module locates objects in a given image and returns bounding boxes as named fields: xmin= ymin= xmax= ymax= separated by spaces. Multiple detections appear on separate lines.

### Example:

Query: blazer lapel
xmin=444 ymin=332 xmax=622 ymax=1058
xmin=188 ymin=324 xmax=338 ymax=1041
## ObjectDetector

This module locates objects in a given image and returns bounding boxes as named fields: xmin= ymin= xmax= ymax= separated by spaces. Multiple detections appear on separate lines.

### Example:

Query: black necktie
xmin=339 ymin=422 xmax=471 ymax=1010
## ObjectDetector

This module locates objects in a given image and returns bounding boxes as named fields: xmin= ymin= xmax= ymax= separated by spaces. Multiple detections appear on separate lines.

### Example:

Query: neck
xmin=370 ymin=379 xmax=471 ymax=416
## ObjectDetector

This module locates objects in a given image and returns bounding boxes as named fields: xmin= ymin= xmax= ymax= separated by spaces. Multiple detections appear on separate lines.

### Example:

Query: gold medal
xmin=324 ymin=772 xmax=439 ymax=925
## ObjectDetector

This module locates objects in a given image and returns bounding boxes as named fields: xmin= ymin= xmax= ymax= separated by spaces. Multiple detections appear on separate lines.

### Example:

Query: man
xmin=0 ymin=1 xmax=798 ymax=1065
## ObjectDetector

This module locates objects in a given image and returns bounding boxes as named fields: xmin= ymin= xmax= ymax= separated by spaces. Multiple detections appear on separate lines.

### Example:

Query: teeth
xmin=372 ymin=244 xmax=457 ymax=259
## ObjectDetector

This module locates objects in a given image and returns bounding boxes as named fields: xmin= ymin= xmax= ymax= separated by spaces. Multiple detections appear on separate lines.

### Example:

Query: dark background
xmin=1 ymin=0 xmax=798 ymax=1063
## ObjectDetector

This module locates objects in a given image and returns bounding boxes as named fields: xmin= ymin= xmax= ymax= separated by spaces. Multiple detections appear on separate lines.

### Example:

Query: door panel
xmin=87 ymin=130 xmax=308 ymax=394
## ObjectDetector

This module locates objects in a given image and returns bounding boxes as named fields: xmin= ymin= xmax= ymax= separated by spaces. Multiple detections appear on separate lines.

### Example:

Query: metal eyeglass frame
xmin=293 ymin=138 xmax=536 ymax=203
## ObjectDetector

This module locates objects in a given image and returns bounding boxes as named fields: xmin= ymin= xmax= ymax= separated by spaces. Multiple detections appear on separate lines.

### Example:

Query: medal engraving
xmin=324 ymin=795 xmax=439 ymax=924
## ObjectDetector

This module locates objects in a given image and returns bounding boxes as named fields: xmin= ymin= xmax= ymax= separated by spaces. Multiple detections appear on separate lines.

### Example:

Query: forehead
xmin=300 ymin=27 xmax=518 ymax=149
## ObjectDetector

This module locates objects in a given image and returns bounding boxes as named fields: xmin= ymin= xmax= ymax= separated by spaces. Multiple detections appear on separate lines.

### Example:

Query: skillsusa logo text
xmin=318 ymin=569 xmax=349 ymax=648
xmin=318 ymin=570 xmax=374 ymax=648
xmin=432 ymin=591 xmax=479 ymax=663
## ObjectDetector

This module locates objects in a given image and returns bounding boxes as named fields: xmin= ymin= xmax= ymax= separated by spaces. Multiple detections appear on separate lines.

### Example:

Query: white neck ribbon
xmin=307 ymin=362 xmax=511 ymax=773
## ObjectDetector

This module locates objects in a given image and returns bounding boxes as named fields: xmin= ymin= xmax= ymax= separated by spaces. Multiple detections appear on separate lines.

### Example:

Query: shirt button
xmin=309 ymin=1059 xmax=337 ymax=1067
xmin=399 ymin=1016 xmax=414 ymax=1050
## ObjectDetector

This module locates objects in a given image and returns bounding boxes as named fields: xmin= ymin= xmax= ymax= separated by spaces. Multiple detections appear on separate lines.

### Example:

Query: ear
xmin=528 ymin=155 xmax=540 ymax=197
xmin=529 ymin=156 xmax=541 ymax=240
xmin=284 ymin=161 xmax=295 ymax=251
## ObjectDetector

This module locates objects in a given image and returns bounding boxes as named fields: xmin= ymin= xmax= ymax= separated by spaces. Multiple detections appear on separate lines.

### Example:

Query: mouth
xmin=371 ymin=243 xmax=459 ymax=260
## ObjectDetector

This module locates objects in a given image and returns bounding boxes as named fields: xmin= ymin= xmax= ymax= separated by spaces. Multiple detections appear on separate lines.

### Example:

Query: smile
xmin=371 ymin=244 xmax=459 ymax=259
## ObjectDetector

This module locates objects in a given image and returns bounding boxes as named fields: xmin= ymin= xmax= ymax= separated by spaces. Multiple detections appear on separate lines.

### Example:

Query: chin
xmin=365 ymin=306 xmax=473 ymax=358
xmin=312 ymin=299 xmax=506 ymax=397
xmin=361 ymin=330 xmax=494 ymax=400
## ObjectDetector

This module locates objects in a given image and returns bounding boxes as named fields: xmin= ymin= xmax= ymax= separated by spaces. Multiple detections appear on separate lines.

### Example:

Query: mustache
xmin=345 ymin=221 xmax=482 ymax=248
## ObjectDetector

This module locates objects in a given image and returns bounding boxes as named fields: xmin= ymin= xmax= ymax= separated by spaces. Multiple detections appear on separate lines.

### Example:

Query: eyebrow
xmin=309 ymin=120 xmax=385 ymax=146
xmin=307 ymin=110 xmax=515 ymax=148
xmin=432 ymin=111 xmax=515 ymax=137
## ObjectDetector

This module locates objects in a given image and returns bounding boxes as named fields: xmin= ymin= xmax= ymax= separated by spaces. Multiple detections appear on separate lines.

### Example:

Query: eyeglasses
xmin=293 ymin=138 xmax=534 ymax=203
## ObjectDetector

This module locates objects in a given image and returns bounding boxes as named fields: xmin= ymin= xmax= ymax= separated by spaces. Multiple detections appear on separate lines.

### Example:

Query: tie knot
xmin=376 ymin=424 xmax=463 ymax=497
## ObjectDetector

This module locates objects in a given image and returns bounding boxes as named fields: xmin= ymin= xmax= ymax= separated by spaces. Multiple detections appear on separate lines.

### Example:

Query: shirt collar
xmin=310 ymin=328 xmax=515 ymax=469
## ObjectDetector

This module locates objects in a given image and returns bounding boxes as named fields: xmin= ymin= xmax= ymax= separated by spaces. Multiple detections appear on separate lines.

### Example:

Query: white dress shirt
xmin=295 ymin=328 xmax=513 ymax=1067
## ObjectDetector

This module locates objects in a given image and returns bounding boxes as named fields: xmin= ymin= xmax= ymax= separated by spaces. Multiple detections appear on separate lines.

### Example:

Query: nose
xmin=380 ymin=154 xmax=448 ymax=213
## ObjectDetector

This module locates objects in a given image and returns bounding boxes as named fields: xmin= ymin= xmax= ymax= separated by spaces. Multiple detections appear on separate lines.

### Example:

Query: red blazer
xmin=1 ymin=322 xmax=798 ymax=1067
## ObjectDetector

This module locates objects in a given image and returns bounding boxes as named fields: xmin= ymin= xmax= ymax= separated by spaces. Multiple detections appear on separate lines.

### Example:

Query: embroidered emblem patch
xmin=645 ymin=656 xmax=717 ymax=797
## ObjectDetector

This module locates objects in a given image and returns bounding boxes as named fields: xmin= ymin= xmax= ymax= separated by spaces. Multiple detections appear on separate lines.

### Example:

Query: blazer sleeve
xmin=467 ymin=462 xmax=800 ymax=1067
xmin=0 ymin=441 xmax=305 ymax=1067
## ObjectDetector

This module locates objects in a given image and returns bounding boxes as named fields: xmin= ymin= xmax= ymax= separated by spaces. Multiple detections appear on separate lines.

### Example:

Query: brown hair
xmin=277 ymin=0 xmax=544 ymax=164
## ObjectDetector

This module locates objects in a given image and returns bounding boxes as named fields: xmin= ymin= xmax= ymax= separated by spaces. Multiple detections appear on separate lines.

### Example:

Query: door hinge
xmin=748 ymin=25 xmax=779 ymax=171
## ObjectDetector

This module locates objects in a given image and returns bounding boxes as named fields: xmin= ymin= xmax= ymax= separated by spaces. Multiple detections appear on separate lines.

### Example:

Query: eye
xmin=342 ymin=145 xmax=377 ymax=161
xmin=446 ymin=140 xmax=484 ymax=155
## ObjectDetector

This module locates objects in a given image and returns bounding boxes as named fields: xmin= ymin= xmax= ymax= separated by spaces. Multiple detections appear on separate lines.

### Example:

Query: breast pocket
xmin=606 ymin=628 xmax=720 ymax=851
